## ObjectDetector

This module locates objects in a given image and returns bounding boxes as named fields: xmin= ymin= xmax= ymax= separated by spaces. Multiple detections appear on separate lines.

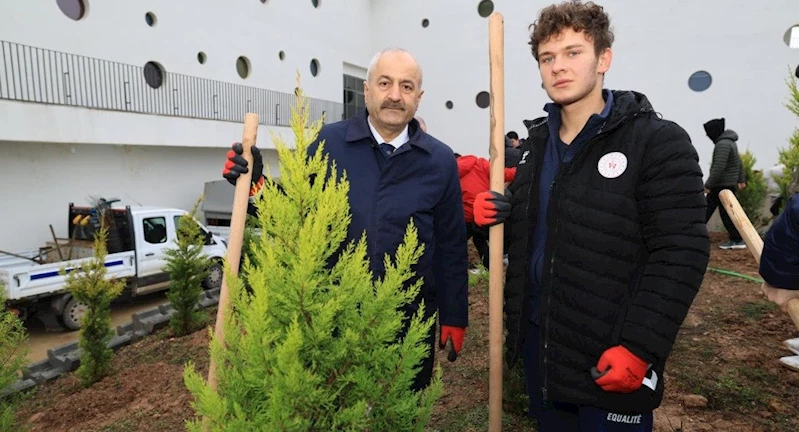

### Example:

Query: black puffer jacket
xmin=704 ymin=130 xmax=745 ymax=189
xmin=504 ymin=90 xmax=710 ymax=413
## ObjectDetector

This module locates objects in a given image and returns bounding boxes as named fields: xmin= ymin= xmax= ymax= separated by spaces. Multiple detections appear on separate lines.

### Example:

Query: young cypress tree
xmin=777 ymin=69 xmax=799 ymax=201
xmin=184 ymin=78 xmax=443 ymax=430
xmin=62 ymin=223 xmax=125 ymax=386
xmin=0 ymin=283 xmax=28 ymax=431
xmin=737 ymin=149 xmax=768 ymax=227
xmin=165 ymin=197 xmax=211 ymax=337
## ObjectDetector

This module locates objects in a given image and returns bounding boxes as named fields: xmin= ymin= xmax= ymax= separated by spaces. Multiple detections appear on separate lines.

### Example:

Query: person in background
xmin=702 ymin=117 xmax=747 ymax=249
xmin=505 ymin=131 xmax=522 ymax=168
xmin=454 ymin=152 xmax=516 ymax=272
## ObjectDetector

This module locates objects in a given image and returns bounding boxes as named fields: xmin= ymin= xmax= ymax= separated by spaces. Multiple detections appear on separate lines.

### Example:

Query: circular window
xmin=279 ymin=50 xmax=285 ymax=61
xmin=445 ymin=100 xmax=454 ymax=109
xmin=57 ymin=0 xmax=87 ymax=20
xmin=475 ymin=91 xmax=490 ymax=108
xmin=197 ymin=52 xmax=206 ymax=64
xmin=143 ymin=61 xmax=165 ymax=89
xmin=422 ymin=18 xmax=430 ymax=28
xmin=236 ymin=56 xmax=251 ymax=79
xmin=478 ymin=0 xmax=494 ymax=18
xmin=145 ymin=12 xmax=156 ymax=26
xmin=784 ymin=25 xmax=799 ymax=48
xmin=688 ymin=71 xmax=712 ymax=92
xmin=310 ymin=59 xmax=320 ymax=77
xmin=311 ymin=0 xmax=320 ymax=8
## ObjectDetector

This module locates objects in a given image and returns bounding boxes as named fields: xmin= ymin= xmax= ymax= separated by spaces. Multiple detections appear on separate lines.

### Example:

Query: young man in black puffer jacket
xmin=473 ymin=2 xmax=710 ymax=431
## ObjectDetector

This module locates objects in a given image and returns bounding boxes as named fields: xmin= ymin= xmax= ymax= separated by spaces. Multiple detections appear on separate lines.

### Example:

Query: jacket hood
xmin=715 ymin=130 xmax=739 ymax=143
xmin=457 ymin=155 xmax=478 ymax=178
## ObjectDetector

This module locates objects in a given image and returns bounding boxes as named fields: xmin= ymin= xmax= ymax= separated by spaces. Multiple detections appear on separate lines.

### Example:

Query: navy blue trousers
xmin=521 ymin=324 xmax=654 ymax=432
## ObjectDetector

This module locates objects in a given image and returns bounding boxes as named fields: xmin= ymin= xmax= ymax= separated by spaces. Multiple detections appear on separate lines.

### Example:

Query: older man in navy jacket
xmin=223 ymin=48 xmax=469 ymax=392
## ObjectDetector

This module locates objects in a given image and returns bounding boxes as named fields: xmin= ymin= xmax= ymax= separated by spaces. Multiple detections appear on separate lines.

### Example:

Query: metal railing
xmin=0 ymin=40 xmax=344 ymax=127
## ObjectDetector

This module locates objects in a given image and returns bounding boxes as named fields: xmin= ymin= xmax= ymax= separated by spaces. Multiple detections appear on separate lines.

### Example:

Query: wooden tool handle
xmin=487 ymin=11 xmax=505 ymax=432
xmin=206 ymin=113 xmax=259 ymax=391
xmin=718 ymin=189 xmax=799 ymax=329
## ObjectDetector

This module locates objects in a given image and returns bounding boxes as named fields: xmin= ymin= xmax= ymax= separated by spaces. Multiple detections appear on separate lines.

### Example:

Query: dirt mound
xmin=13 ymin=237 xmax=799 ymax=431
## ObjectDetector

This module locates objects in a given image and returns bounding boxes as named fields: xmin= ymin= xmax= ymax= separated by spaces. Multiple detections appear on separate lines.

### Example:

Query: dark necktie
xmin=380 ymin=142 xmax=395 ymax=156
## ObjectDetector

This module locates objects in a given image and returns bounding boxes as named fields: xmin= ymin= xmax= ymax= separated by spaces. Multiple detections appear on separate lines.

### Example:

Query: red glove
xmin=439 ymin=325 xmax=466 ymax=362
xmin=592 ymin=345 xmax=649 ymax=393
xmin=473 ymin=191 xmax=511 ymax=227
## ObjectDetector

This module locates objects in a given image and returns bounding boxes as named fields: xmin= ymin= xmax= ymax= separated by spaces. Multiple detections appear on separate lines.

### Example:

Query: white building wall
xmin=371 ymin=0 xmax=799 ymax=175
xmin=0 ymin=0 xmax=798 ymax=251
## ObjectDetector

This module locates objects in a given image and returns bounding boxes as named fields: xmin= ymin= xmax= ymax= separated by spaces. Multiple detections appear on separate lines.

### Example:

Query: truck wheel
xmin=203 ymin=262 xmax=223 ymax=290
xmin=61 ymin=296 xmax=87 ymax=331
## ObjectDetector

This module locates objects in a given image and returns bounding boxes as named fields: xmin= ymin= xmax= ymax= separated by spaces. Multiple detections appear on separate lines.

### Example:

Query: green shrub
xmin=62 ymin=224 xmax=125 ymax=387
xmin=0 ymin=283 xmax=28 ymax=431
xmin=737 ymin=150 xmax=769 ymax=227
xmin=776 ymin=69 xmax=799 ymax=204
xmin=165 ymin=197 xmax=211 ymax=337
xmin=183 ymin=81 xmax=442 ymax=431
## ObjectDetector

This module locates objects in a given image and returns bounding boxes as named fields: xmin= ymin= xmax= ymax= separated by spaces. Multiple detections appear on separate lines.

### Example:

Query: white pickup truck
xmin=0 ymin=203 xmax=228 ymax=331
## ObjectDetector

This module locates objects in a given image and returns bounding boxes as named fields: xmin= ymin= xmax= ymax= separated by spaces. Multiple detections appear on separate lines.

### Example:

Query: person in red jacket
xmin=456 ymin=153 xmax=516 ymax=270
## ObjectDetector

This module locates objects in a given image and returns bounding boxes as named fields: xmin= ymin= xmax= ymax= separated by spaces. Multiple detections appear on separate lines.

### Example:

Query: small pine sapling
xmin=62 ymin=223 xmax=125 ymax=387
xmin=184 ymin=76 xmax=443 ymax=431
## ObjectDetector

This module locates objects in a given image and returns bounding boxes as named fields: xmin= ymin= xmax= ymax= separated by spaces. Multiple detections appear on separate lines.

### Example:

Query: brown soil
xmin=14 ymin=233 xmax=799 ymax=431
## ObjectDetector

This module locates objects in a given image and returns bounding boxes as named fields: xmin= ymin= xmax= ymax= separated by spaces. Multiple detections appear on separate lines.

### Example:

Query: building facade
xmin=0 ymin=0 xmax=797 ymax=250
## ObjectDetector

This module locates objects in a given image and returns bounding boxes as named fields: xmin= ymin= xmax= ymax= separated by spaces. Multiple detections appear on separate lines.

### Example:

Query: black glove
xmin=223 ymin=142 xmax=263 ymax=186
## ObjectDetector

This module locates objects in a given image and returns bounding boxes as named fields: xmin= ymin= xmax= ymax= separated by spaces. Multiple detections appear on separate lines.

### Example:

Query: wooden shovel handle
xmin=487 ymin=11 xmax=505 ymax=432
xmin=204 ymin=113 xmax=259 ymax=430
xmin=718 ymin=189 xmax=799 ymax=329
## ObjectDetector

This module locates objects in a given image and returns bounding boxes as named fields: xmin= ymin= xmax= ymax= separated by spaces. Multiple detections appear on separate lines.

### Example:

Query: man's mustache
xmin=381 ymin=101 xmax=405 ymax=110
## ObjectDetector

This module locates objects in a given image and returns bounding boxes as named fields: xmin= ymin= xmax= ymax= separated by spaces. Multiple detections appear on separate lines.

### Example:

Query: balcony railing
xmin=0 ymin=40 xmax=344 ymax=127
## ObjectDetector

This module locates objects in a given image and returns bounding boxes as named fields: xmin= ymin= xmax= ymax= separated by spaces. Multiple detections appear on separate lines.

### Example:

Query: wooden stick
xmin=49 ymin=224 xmax=63 ymax=261
xmin=718 ymin=189 xmax=799 ymax=329
xmin=487 ymin=11 xmax=505 ymax=432
xmin=203 ymin=112 xmax=259 ymax=429
xmin=0 ymin=249 xmax=41 ymax=263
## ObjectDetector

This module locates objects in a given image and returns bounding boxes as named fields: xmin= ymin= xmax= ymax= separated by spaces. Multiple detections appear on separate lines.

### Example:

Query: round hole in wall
xmin=279 ymin=50 xmax=285 ymax=60
xmin=145 ymin=12 xmax=156 ymax=26
xmin=784 ymin=25 xmax=799 ymax=48
xmin=475 ymin=91 xmax=490 ymax=108
xmin=197 ymin=52 xmax=207 ymax=64
xmin=311 ymin=0 xmax=320 ymax=8
xmin=688 ymin=70 xmax=712 ymax=92
xmin=260 ymin=0 xmax=268 ymax=3
xmin=445 ymin=100 xmax=454 ymax=109
xmin=310 ymin=59 xmax=320 ymax=77
xmin=422 ymin=18 xmax=430 ymax=28
xmin=236 ymin=56 xmax=251 ymax=79
xmin=478 ymin=0 xmax=494 ymax=18
xmin=795 ymin=64 xmax=799 ymax=79
xmin=143 ymin=61 xmax=165 ymax=89
xmin=57 ymin=0 xmax=87 ymax=20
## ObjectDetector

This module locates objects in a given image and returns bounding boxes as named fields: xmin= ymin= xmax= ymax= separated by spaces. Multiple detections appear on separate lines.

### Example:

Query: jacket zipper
xmin=538 ymin=110 xmax=649 ymax=404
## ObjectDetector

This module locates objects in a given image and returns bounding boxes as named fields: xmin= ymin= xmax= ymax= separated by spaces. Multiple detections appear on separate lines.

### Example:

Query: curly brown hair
xmin=528 ymin=1 xmax=614 ymax=61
